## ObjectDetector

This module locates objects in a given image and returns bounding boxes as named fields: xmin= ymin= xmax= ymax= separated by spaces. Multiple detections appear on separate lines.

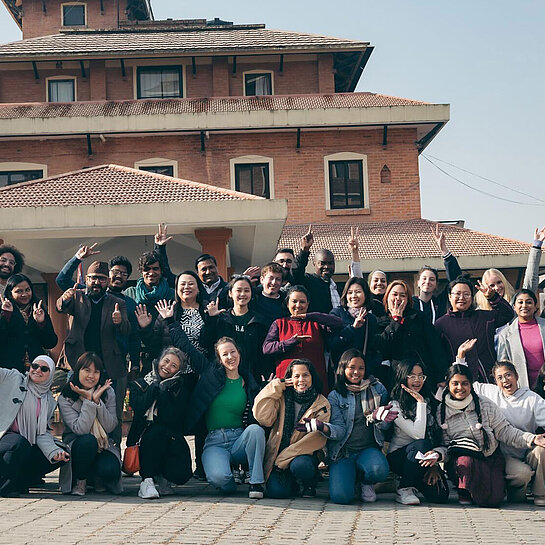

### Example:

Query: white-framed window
xmin=243 ymin=71 xmax=274 ymax=96
xmin=135 ymin=158 xmax=178 ymax=178
xmin=136 ymin=66 xmax=183 ymax=99
xmin=0 ymin=162 xmax=47 ymax=187
xmin=324 ymin=152 xmax=369 ymax=210
xmin=230 ymin=155 xmax=274 ymax=199
xmin=46 ymin=76 xmax=77 ymax=102
xmin=61 ymin=2 xmax=87 ymax=27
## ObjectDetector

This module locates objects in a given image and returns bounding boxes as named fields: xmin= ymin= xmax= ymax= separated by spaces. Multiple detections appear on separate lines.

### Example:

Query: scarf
xmin=280 ymin=386 xmax=318 ymax=452
xmin=444 ymin=393 xmax=473 ymax=411
xmin=91 ymin=415 xmax=109 ymax=452
xmin=16 ymin=355 xmax=55 ymax=445
xmin=354 ymin=379 xmax=382 ymax=417
xmin=19 ymin=303 xmax=32 ymax=325
xmin=134 ymin=277 xmax=172 ymax=305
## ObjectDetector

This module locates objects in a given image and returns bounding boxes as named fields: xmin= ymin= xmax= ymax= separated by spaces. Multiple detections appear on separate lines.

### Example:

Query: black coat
xmin=0 ymin=305 xmax=57 ymax=373
xmin=166 ymin=317 xmax=261 ymax=435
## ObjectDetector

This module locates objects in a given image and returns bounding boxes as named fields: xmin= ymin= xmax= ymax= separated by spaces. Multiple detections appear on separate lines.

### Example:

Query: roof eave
xmin=1 ymin=0 xmax=22 ymax=29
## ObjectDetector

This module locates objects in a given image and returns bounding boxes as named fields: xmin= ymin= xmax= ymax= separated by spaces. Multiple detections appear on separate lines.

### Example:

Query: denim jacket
xmin=327 ymin=380 xmax=389 ymax=462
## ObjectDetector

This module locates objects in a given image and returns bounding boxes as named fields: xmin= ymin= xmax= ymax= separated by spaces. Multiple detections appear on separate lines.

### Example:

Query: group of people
xmin=1 ymin=223 xmax=545 ymax=509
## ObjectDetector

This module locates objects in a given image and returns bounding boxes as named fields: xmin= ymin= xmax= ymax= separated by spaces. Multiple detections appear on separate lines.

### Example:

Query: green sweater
xmin=206 ymin=376 xmax=247 ymax=431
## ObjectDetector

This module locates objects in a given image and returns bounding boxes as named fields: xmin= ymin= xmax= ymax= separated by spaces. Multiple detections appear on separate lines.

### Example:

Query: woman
xmin=128 ymin=347 xmax=193 ymax=499
xmin=201 ymin=275 xmax=270 ymax=383
xmin=263 ymin=285 xmax=343 ymax=394
xmin=497 ymin=289 xmax=545 ymax=388
xmin=475 ymin=268 xmax=515 ymax=311
xmin=253 ymin=359 xmax=330 ymax=498
xmin=161 ymin=300 xmax=266 ymax=499
xmin=326 ymin=349 xmax=393 ymax=504
xmin=428 ymin=364 xmax=545 ymax=507
xmin=0 ymin=355 xmax=69 ymax=497
xmin=58 ymin=352 xmax=121 ymax=496
xmin=375 ymin=280 xmax=447 ymax=389
xmin=465 ymin=357 xmax=545 ymax=506
xmin=0 ymin=273 xmax=57 ymax=373
xmin=330 ymin=277 xmax=380 ymax=374
xmin=367 ymin=270 xmax=387 ymax=317
xmin=434 ymin=276 xmax=514 ymax=382
xmin=387 ymin=359 xmax=449 ymax=505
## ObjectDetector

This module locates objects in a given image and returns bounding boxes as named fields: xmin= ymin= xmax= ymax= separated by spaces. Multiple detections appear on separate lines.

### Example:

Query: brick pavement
xmin=0 ymin=474 xmax=544 ymax=545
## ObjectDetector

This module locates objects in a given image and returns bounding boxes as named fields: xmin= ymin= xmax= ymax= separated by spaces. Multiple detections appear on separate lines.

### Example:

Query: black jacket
xmin=166 ymin=318 xmax=261 ymax=435
xmin=0 ymin=305 xmax=57 ymax=373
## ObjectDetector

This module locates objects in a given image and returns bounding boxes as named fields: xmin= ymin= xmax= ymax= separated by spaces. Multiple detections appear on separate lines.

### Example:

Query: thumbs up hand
xmin=112 ymin=302 xmax=122 ymax=325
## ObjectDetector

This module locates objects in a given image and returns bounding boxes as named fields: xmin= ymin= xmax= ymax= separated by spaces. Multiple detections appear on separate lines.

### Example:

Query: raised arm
xmin=523 ymin=227 xmax=545 ymax=292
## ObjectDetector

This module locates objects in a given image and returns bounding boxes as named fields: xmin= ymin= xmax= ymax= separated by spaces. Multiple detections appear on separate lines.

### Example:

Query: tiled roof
xmin=0 ymin=92 xmax=428 ymax=120
xmin=279 ymin=220 xmax=531 ymax=260
xmin=0 ymin=26 xmax=369 ymax=58
xmin=0 ymin=164 xmax=261 ymax=208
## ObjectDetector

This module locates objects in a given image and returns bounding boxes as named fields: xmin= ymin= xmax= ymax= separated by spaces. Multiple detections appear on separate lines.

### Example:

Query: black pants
xmin=387 ymin=438 xmax=449 ymax=503
xmin=139 ymin=425 xmax=192 ymax=484
xmin=0 ymin=432 xmax=61 ymax=493
xmin=71 ymin=434 xmax=120 ymax=483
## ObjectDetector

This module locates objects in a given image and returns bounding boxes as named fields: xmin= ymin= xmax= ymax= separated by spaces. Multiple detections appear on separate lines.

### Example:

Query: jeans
xmin=329 ymin=447 xmax=389 ymax=504
xmin=266 ymin=454 xmax=319 ymax=499
xmin=202 ymin=425 xmax=266 ymax=492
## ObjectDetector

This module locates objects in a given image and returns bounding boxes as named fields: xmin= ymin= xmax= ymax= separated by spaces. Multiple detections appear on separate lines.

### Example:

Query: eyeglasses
xmin=0 ymin=257 xmax=15 ymax=266
xmin=450 ymin=292 xmax=472 ymax=299
xmin=87 ymin=275 xmax=108 ymax=283
xmin=31 ymin=363 xmax=51 ymax=373
xmin=408 ymin=374 xmax=427 ymax=381
xmin=110 ymin=269 xmax=129 ymax=278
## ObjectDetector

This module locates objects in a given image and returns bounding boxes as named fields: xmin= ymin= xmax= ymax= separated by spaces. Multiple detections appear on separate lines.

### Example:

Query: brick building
xmin=0 ymin=1 xmax=533 ymax=356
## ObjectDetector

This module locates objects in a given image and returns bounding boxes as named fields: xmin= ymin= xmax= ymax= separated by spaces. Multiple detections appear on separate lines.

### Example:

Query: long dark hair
xmin=285 ymin=358 xmax=322 ymax=395
xmin=4 ymin=273 xmax=39 ymax=307
xmin=61 ymin=352 xmax=109 ymax=402
xmin=334 ymin=348 xmax=366 ymax=396
xmin=390 ymin=358 xmax=436 ymax=421
xmin=340 ymin=278 xmax=373 ymax=311
xmin=440 ymin=364 xmax=490 ymax=452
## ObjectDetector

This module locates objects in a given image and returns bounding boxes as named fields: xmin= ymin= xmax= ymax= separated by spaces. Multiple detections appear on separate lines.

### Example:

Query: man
xmin=56 ymin=244 xmax=141 ymax=374
xmin=56 ymin=261 xmax=131 ymax=443
xmin=0 ymin=244 xmax=25 ymax=296
xmin=412 ymin=225 xmax=462 ymax=324
xmin=195 ymin=253 xmax=229 ymax=307
xmin=253 ymin=262 xmax=286 ymax=326
xmin=296 ymin=226 xmax=362 ymax=313
xmin=273 ymin=248 xmax=297 ymax=286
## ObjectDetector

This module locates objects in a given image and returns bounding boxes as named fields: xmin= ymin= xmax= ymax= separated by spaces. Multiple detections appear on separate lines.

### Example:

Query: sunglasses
xmin=31 ymin=363 xmax=51 ymax=373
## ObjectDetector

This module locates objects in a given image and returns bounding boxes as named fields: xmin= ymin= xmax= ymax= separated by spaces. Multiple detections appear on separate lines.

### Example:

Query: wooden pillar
xmin=194 ymin=228 xmax=232 ymax=279
xmin=42 ymin=272 xmax=67 ymax=362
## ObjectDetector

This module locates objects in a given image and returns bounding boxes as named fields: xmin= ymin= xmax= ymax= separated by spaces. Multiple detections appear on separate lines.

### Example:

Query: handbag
xmin=447 ymin=437 xmax=484 ymax=459
xmin=122 ymin=443 xmax=140 ymax=475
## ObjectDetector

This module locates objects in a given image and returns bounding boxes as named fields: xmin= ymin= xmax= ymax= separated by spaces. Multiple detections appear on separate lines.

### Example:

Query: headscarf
xmin=16 ymin=355 xmax=55 ymax=445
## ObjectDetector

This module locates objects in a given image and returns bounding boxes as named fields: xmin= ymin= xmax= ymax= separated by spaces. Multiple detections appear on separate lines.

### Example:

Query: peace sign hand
xmin=348 ymin=226 xmax=359 ymax=259
xmin=353 ymin=307 xmax=367 ymax=329
xmin=389 ymin=298 xmax=406 ymax=318
xmin=0 ymin=294 xmax=13 ymax=313
xmin=431 ymin=224 xmax=448 ymax=254
xmin=32 ymin=300 xmax=45 ymax=323
xmin=301 ymin=224 xmax=314 ymax=252
xmin=75 ymin=242 xmax=100 ymax=260
xmin=475 ymin=280 xmax=494 ymax=299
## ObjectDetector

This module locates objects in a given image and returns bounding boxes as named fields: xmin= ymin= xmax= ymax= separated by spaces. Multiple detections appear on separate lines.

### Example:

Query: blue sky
xmin=1 ymin=0 xmax=543 ymax=243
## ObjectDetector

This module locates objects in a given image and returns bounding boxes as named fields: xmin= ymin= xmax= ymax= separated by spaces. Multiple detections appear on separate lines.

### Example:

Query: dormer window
xmin=62 ymin=3 xmax=86 ymax=27
xmin=244 ymin=72 xmax=273 ymax=96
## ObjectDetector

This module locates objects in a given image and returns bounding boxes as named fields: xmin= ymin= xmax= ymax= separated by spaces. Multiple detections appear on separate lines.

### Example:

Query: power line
xmin=423 ymin=153 xmax=545 ymax=204
xmin=421 ymin=155 xmax=545 ymax=207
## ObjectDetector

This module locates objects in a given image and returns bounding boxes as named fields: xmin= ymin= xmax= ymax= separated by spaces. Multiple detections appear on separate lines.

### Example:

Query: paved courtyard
xmin=1 ymin=473 xmax=544 ymax=545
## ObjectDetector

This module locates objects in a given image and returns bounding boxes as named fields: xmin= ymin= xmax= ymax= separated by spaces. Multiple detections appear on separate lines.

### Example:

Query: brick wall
xmin=21 ymin=0 xmax=129 ymax=39
xmin=0 ymin=127 xmax=421 ymax=224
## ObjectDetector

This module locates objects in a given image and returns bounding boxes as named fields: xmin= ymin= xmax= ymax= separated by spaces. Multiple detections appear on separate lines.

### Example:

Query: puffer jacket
xmin=253 ymin=378 xmax=330 ymax=480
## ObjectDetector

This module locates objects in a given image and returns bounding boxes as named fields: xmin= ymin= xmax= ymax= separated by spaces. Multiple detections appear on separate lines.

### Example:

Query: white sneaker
xmin=71 ymin=479 xmax=87 ymax=496
xmin=396 ymin=487 xmax=421 ymax=505
xmin=138 ymin=478 xmax=160 ymax=499
xmin=360 ymin=483 xmax=377 ymax=502
xmin=155 ymin=475 xmax=174 ymax=496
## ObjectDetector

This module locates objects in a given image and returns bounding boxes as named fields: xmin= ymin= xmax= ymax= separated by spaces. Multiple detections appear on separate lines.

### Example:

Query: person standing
xmin=0 ymin=244 xmax=25 ymax=297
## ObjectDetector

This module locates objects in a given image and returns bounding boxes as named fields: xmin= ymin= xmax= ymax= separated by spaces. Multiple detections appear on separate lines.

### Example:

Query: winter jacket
xmin=253 ymin=378 xmax=330 ymax=479
xmin=434 ymin=292 xmax=514 ymax=382
xmin=327 ymin=380 xmax=389 ymax=461
xmin=166 ymin=317 xmax=260 ymax=435
xmin=434 ymin=395 xmax=536 ymax=462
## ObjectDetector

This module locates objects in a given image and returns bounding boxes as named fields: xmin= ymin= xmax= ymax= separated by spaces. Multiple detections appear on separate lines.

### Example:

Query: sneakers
xmin=360 ymin=483 xmax=377 ymax=503
xmin=248 ymin=483 xmax=264 ymax=499
xmin=534 ymin=495 xmax=545 ymax=506
xmin=232 ymin=468 xmax=244 ymax=485
xmin=301 ymin=485 xmax=316 ymax=498
xmin=395 ymin=487 xmax=420 ymax=505
xmin=71 ymin=479 xmax=87 ymax=497
xmin=155 ymin=475 xmax=175 ymax=496
xmin=138 ymin=478 xmax=160 ymax=499
xmin=193 ymin=467 xmax=207 ymax=481
xmin=458 ymin=488 xmax=472 ymax=506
